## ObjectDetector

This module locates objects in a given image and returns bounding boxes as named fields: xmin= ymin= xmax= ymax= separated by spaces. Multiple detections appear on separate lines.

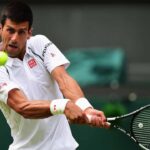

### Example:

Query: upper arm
xmin=0 ymin=67 xmax=20 ymax=104
xmin=51 ymin=65 xmax=70 ymax=90
xmin=51 ymin=65 xmax=84 ymax=101
xmin=51 ymin=65 xmax=67 ymax=78
xmin=0 ymin=66 xmax=29 ymax=114
xmin=28 ymin=35 xmax=70 ymax=74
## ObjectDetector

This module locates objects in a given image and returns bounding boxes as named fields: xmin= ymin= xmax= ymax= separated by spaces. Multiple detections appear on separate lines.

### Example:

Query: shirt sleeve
xmin=0 ymin=67 xmax=20 ymax=104
xmin=28 ymin=35 xmax=70 ymax=73
xmin=44 ymin=43 xmax=70 ymax=73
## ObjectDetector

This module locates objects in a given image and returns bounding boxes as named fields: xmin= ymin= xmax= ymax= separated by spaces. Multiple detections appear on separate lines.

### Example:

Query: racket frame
xmin=107 ymin=104 xmax=150 ymax=150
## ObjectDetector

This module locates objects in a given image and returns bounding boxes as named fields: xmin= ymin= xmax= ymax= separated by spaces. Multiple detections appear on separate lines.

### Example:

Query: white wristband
xmin=75 ymin=97 xmax=93 ymax=111
xmin=50 ymin=99 xmax=70 ymax=115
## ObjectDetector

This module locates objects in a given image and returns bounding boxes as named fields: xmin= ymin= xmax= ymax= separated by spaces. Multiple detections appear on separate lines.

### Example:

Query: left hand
xmin=84 ymin=108 xmax=110 ymax=128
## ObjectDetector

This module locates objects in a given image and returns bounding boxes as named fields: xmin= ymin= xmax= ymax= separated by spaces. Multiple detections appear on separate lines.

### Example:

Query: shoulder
xmin=28 ymin=34 xmax=50 ymax=44
xmin=27 ymin=35 xmax=53 ymax=57
xmin=27 ymin=35 xmax=53 ymax=50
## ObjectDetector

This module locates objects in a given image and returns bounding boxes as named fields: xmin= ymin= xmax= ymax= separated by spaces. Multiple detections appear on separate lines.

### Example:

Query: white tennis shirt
xmin=0 ymin=35 xmax=78 ymax=150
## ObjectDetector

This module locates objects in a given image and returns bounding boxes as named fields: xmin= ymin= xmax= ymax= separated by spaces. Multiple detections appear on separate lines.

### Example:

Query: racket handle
xmin=107 ymin=117 xmax=116 ymax=121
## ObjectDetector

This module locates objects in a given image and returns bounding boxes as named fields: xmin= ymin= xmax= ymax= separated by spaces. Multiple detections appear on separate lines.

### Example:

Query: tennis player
xmin=0 ymin=1 xmax=109 ymax=150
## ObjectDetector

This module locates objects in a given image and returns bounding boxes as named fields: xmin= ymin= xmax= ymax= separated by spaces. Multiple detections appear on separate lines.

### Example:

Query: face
xmin=0 ymin=19 xmax=32 ymax=59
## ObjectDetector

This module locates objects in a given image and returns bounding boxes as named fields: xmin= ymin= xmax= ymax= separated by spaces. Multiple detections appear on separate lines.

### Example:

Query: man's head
xmin=1 ymin=0 xmax=33 ymax=29
xmin=0 ymin=1 xmax=33 ymax=59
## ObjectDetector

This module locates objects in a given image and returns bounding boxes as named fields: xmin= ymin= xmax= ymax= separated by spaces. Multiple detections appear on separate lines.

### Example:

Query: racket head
xmin=131 ymin=105 xmax=150 ymax=150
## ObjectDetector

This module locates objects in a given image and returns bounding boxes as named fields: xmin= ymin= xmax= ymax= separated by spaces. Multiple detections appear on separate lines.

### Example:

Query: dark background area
xmin=1 ymin=0 xmax=150 ymax=4
xmin=31 ymin=2 xmax=150 ymax=83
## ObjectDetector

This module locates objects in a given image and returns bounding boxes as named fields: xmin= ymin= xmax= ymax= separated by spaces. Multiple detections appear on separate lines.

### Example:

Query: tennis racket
xmin=87 ymin=104 xmax=150 ymax=150
xmin=107 ymin=104 xmax=150 ymax=150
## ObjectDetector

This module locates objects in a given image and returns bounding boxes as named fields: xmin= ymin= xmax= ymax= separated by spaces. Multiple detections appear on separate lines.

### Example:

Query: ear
xmin=0 ymin=24 xmax=2 ymax=35
xmin=27 ymin=27 xmax=33 ymax=39
xmin=0 ymin=24 xmax=2 ymax=50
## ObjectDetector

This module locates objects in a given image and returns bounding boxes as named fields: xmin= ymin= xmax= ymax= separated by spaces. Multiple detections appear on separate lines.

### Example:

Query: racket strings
xmin=132 ymin=107 xmax=150 ymax=148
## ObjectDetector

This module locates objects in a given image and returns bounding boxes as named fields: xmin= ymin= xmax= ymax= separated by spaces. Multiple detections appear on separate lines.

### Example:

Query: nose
xmin=11 ymin=32 xmax=19 ymax=42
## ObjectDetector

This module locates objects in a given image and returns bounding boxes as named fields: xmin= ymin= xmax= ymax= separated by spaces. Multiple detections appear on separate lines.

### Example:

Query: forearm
xmin=8 ymin=89 xmax=51 ymax=119
xmin=8 ymin=89 xmax=85 ymax=123
xmin=51 ymin=66 xmax=94 ymax=114
xmin=17 ymin=100 xmax=51 ymax=119
xmin=59 ymin=74 xmax=84 ymax=102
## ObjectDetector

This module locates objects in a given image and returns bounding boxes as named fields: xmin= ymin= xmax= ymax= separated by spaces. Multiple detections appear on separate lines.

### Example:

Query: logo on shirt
xmin=42 ymin=42 xmax=53 ymax=57
xmin=54 ymin=105 xmax=56 ymax=111
xmin=50 ymin=53 xmax=55 ymax=57
xmin=28 ymin=58 xmax=37 ymax=68
xmin=0 ymin=82 xmax=7 ymax=90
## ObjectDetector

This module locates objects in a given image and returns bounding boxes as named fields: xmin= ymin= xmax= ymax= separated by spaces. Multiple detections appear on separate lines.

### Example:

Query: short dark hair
xmin=0 ymin=0 xmax=33 ymax=29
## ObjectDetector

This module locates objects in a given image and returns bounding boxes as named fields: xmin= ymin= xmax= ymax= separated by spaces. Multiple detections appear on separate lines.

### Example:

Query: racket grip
xmin=107 ymin=117 xmax=116 ymax=121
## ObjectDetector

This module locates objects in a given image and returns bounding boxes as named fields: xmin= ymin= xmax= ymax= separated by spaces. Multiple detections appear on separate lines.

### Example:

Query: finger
xmin=86 ymin=114 xmax=102 ymax=127
xmin=103 ymin=122 xmax=111 ymax=128
xmin=94 ymin=116 xmax=110 ymax=128
xmin=86 ymin=114 xmax=92 ymax=123
xmin=91 ymin=110 xmax=106 ymax=122
xmin=91 ymin=116 xmax=103 ymax=127
xmin=96 ymin=116 xmax=105 ymax=127
xmin=98 ymin=111 xmax=106 ymax=122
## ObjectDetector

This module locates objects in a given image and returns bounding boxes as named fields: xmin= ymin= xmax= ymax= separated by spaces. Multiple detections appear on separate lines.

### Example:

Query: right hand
xmin=64 ymin=101 xmax=88 ymax=124
xmin=85 ymin=108 xmax=110 ymax=128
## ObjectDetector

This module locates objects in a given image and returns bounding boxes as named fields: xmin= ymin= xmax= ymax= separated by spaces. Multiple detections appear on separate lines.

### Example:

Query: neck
xmin=17 ymin=48 xmax=26 ymax=60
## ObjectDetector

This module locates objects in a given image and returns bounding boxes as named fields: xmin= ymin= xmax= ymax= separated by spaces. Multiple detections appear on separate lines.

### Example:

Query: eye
xmin=7 ymin=28 xmax=15 ymax=34
xmin=18 ymin=30 xmax=26 ymax=35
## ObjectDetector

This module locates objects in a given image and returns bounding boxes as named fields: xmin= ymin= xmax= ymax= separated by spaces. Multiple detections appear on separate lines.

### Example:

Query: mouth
xmin=8 ymin=44 xmax=18 ymax=49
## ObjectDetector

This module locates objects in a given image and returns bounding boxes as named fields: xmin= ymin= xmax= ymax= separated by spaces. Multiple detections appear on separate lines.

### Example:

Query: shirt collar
xmin=6 ymin=57 xmax=14 ymax=67
xmin=3 ymin=42 xmax=30 ymax=67
xmin=6 ymin=56 xmax=25 ymax=67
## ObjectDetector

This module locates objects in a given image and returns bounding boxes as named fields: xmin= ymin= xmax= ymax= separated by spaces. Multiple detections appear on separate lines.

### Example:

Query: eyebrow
xmin=6 ymin=25 xmax=28 ymax=31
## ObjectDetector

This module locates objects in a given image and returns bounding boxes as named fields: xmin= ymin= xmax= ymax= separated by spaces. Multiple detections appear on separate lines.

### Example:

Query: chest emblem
xmin=28 ymin=58 xmax=37 ymax=68
xmin=50 ymin=53 xmax=55 ymax=57
xmin=0 ymin=82 xmax=7 ymax=90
